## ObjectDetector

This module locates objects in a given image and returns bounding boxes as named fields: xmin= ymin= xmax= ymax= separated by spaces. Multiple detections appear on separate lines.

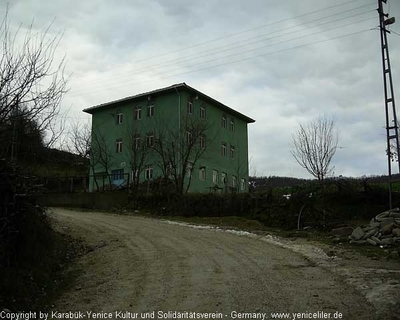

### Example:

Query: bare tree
xmin=291 ymin=116 xmax=338 ymax=182
xmin=0 ymin=9 xmax=68 ymax=151
xmin=233 ymin=149 xmax=247 ymax=192
xmin=153 ymin=116 xmax=211 ymax=194
xmin=125 ymin=125 xmax=151 ymax=191
xmin=91 ymin=129 xmax=114 ymax=190
xmin=69 ymin=121 xmax=91 ymax=161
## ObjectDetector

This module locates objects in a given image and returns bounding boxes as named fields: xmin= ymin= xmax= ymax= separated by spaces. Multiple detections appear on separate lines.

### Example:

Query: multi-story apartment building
xmin=83 ymin=83 xmax=255 ymax=193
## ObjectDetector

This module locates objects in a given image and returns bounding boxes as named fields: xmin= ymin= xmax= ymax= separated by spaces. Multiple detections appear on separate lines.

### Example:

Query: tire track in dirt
xmin=51 ymin=208 xmax=378 ymax=319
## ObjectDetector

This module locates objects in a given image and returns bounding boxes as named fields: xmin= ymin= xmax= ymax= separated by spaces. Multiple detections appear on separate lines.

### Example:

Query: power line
xmin=143 ymin=17 xmax=375 ymax=79
xmin=390 ymin=30 xmax=400 ymax=37
xmin=69 ymin=28 xmax=372 ymax=99
xmin=69 ymin=0 xmax=375 ymax=91
xmin=154 ymin=30 xmax=372 ymax=81
xmin=140 ymin=12 xmax=376 ymax=78
xmin=70 ymin=12 xmax=375 ymax=95
xmin=142 ymin=7 xmax=375 ymax=71
xmin=81 ymin=6 xmax=377 ymax=87
xmin=129 ymin=0 xmax=370 ymax=65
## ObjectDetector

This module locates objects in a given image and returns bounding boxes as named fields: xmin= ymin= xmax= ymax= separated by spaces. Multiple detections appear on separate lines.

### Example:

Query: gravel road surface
xmin=49 ymin=208 xmax=400 ymax=320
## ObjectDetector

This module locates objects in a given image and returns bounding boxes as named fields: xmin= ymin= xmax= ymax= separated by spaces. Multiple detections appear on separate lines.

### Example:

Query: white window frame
xmin=221 ymin=172 xmax=227 ymax=184
xmin=134 ymin=107 xmax=142 ymax=120
xmin=145 ymin=167 xmax=153 ymax=180
xmin=134 ymin=135 xmax=141 ymax=150
xmin=200 ymin=135 xmax=205 ymax=149
xmin=240 ymin=178 xmax=245 ymax=191
xmin=116 ymin=139 xmax=123 ymax=153
xmin=230 ymin=145 xmax=235 ymax=159
xmin=232 ymin=175 xmax=237 ymax=188
xmin=230 ymin=118 xmax=235 ymax=132
xmin=187 ymin=101 xmax=193 ymax=115
xmin=166 ymin=163 xmax=173 ymax=177
xmin=187 ymin=162 xmax=193 ymax=178
xmin=212 ymin=170 xmax=218 ymax=184
xmin=132 ymin=170 xmax=139 ymax=180
xmin=200 ymin=105 xmax=206 ymax=119
xmin=221 ymin=113 xmax=227 ymax=128
xmin=117 ymin=113 xmax=123 ymax=124
xmin=147 ymin=104 xmax=154 ymax=117
xmin=221 ymin=143 xmax=227 ymax=157
xmin=147 ymin=133 xmax=154 ymax=147
xmin=199 ymin=167 xmax=206 ymax=181
xmin=186 ymin=131 xmax=192 ymax=144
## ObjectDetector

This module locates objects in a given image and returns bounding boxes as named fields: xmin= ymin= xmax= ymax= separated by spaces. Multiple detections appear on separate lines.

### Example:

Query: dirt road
xmin=50 ymin=208 xmax=400 ymax=320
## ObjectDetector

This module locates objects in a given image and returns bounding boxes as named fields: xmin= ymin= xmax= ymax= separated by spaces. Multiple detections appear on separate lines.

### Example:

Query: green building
xmin=83 ymin=83 xmax=255 ymax=193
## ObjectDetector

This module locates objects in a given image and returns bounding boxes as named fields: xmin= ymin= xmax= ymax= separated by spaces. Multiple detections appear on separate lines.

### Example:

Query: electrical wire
xmin=390 ymin=30 xmax=400 ymax=37
xmin=70 ymin=12 xmax=376 ymax=95
xmin=69 ymin=27 xmax=373 ymax=99
xmin=129 ymin=0 xmax=371 ymax=65
xmin=79 ymin=6 xmax=376 ymax=86
xmin=71 ymin=3 xmax=376 ymax=92
xmin=142 ymin=17 xmax=375 ymax=79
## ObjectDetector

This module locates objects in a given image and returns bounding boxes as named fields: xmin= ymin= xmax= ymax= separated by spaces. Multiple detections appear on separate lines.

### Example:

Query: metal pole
xmin=378 ymin=0 xmax=398 ymax=209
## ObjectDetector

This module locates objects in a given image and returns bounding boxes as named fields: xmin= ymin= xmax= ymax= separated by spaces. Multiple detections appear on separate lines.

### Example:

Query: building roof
xmin=83 ymin=83 xmax=255 ymax=123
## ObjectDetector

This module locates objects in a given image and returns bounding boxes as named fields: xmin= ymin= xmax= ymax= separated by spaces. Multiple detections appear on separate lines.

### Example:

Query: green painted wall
xmin=87 ymin=86 xmax=252 ymax=193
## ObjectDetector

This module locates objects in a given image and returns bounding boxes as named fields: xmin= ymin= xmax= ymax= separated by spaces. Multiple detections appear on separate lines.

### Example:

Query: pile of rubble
xmin=349 ymin=208 xmax=400 ymax=246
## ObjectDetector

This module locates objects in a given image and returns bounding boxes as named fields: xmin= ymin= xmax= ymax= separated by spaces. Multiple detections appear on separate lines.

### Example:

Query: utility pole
xmin=377 ymin=0 xmax=398 ymax=209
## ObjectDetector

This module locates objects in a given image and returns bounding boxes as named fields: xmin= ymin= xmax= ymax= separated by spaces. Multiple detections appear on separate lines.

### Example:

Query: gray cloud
xmin=3 ymin=0 xmax=400 ymax=179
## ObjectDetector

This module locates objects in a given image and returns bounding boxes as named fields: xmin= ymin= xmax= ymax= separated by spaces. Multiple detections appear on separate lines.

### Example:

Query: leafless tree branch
xmin=0 ymin=8 xmax=68 ymax=150
xmin=291 ymin=116 xmax=338 ymax=181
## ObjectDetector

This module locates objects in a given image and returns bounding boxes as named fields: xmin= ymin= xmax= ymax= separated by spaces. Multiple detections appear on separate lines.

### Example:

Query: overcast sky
xmin=4 ymin=0 xmax=400 ymax=179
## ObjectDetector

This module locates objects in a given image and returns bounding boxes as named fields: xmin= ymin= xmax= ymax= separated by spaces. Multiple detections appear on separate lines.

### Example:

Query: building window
xmin=230 ymin=118 xmax=235 ymax=132
xmin=145 ymin=166 xmax=153 ymax=180
xmin=134 ymin=106 xmax=142 ymax=120
xmin=212 ymin=170 xmax=218 ymax=184
xmin=221 ymin=142 xmax=227 ymax=157
xmin=147 ymin=133 xmax=154 ymax=147
xmin=199 ymin=167 xmax=206 ymax=181
xmin=240 ymin=178 xmax=246 ymax=191
xmin=116 ymin=138 xmax=123 ymax=153
xmin=134 ymin=134 xmax=141 ymax=149
xmin=187 ymin=100 xmax=193 ymax=115
xmin=200 ymin=135 xmax=205 ymax=149
xmin=200 ymin=105 xmax=206 ymax=119
xmin=166 ymin=163 xmax=173 ymax=177
xmin=232 ymin=175 xmax=237 ymax=188
xmin=132 ymin=170 xmax=139 ymax=180
xmin=230 ymin=145 xmax=235 ymax=159
xmin=187 ymin=162 xmax=193 ymax=178
xmin=221 ymin=172 xmax=227 ymax=184
xmin=221 ymin=113 xmax=227 ymax=128
xmin=117 ymin=113 xmax=123 ymax=124
xmin=186 ymin=131 xmax=192 ymax=144
xmin=147 ymin=104 xmax=154 ymax=117
xmin=111 ymin=169 xmax=124 ymax=181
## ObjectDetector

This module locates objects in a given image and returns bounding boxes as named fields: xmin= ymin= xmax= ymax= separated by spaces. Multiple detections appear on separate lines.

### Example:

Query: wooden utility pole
xmin=378 ymin=0 xmax=398 ymax=209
